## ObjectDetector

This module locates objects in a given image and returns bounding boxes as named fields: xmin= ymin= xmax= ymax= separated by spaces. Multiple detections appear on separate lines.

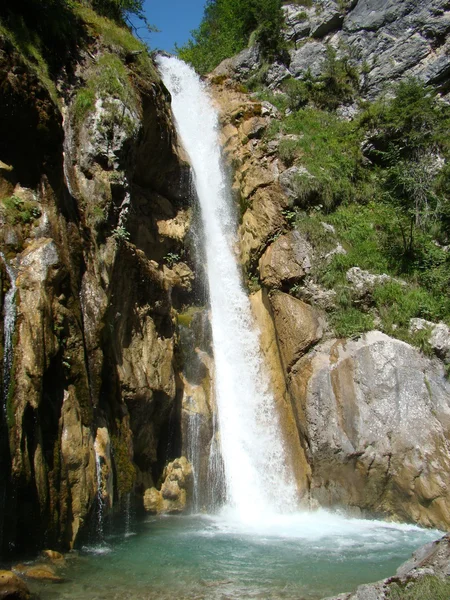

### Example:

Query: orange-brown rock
xmin=270 ymin=291 xmax=325 ymax=372
xmin=0 ymin=570 xmax=30 ymax=599
xmin=250 ymin=289 xmax=311 ymax=498
xmin=259 ymin=230 xmax=312 ymax=288
xmin=143 ymin=457 xmax=194 ymax=515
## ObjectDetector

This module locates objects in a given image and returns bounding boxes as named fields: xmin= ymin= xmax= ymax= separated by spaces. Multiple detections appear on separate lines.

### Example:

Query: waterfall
xmin=94 ymin=443 xmax=105 ymax=541
xmin=1 ymin=253 xmax=17 ymax=422
xmin=157 ymin=56 xmax=298 ymax=521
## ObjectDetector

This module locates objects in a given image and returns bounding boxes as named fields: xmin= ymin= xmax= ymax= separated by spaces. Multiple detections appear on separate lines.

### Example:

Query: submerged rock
xmin=259 ymin=230 xmax=312 ymax=289
xmin=0 ymin=570 xmax=30 ymax=599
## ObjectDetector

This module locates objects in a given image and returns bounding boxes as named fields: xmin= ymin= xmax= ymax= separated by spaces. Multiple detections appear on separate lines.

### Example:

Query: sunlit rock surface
xmin=292 ymin=331 xmax=450 ymax=530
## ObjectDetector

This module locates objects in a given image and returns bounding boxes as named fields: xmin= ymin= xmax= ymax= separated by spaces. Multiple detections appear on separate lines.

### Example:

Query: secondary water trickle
xmin=158 ymin=55 xmax=298 ymax=521
xmin=0 ymin=252 xmax=17 ymax=423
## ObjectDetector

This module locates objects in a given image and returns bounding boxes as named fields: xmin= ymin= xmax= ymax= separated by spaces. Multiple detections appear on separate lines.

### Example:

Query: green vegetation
xmin=0 ymin=1 xmax=156 ymax=106
xmin=272 ymin=79 xmax=450 ymax=343
xmin=164 ymin=252 xmax=181 ymax=267
xmin=388 ymin=576 xmax=450 ymax=600
xmin=177 ymin=0 xmax=286 ymax=75
xmin=177 ymin=306 xmax=203 ymax=327
xmin=1 ymin=195 xmax=41 ymax=225
xmin=112 ymin=225 xmax=130 ymax=241
xmin=269 ymin=107 xmax=366 ymax=209
xmin=111 ymin=419 xmax=136 ymax=495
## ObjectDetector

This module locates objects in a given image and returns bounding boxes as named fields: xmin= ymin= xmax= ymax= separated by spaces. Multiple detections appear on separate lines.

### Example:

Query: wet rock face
xmin=292 ymin=331 xmax=450 ymax=529
xmin=0 ymin=570 xmax=30 ymax=600
xmin=0 ymin=30 xmax=195 ymax=554
xmin=143 ymin=457 xmax=194 ymax=514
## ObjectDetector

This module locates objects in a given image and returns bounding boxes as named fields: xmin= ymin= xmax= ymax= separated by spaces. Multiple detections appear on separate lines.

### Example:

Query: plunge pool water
xmin=28 ymin=511 xmax=441 ymax=600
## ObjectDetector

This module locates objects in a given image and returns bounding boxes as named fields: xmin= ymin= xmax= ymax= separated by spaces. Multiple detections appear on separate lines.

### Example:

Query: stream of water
xmin=0 ymin=252 xmax=17 ymax=421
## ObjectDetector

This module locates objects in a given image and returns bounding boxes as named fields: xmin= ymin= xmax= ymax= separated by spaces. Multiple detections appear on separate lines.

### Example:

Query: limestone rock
xmin=14 ymin=564 xmax=63 ymax=583
xmin=239 ymin=186 xmax=289 ymax=267
xmin=60 ymin=389 xmax=96 ymax=546
xmin=346 ymin=266 xmax=405 ymax=296
xmin=279 ymin=165 xmax=313 ymax=202
xmin=270 ymin=291 xmax=324 ymax=372
xmin=289 ymin=42 xmax=328 ymax=79
xmin=211 ymin=45 xmax=261 ymax=81
xmin=42 ymin=550 xmax=65 ymax=564
xmin=0 ymin=571 xmax=30 ymax=599
xmin=282 ymin=4 xmax=313 ymax=45
xmin=294 ymin=277 xmax=337 ymax=310
xmin=310 ymin=0 xmax=343 ymax=38
xmin=279 ymin=0 xmax=450 ymax=99
xmin=250 ymin=290 xmax=311 ymax=496
xmin=19 ymin=237 xmax=59 ymax=283
xmin=143 ymin=457 xmax=193 ymax=514
xmin=80 ymin=97 xmax=139 ymax=170
xmin=265 ymin=62 xmax=291 ymax=88
xmin=259 ymin=230 xmax=312 ymax=288
xmin=410 ymin=318 xmax=450 ymax=364
xmin=162 ymin=261 xmax=194 ymax=291
xmin=143 ymin=487 xmax=163 ymax=514
xmin=157 ymin=208 xmax=191 ymax=242
xmin=94 ymin=427 xmax=114 ymax=509
xmin=324 ymin=533 xmax=450 ymax=599
xmin=291 ymin=331 xmax=450 ymax=530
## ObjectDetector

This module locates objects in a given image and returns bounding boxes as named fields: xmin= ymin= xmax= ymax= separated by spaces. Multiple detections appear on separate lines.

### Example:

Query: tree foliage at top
xmin=177 ymin=0 xmax=285 ymax=75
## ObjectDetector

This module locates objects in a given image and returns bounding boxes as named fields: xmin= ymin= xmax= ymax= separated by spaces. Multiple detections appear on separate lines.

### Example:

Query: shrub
xmin=177 ymin=0 xmax=286 ymax=75
xmin=330 ymin=306 xmax=374 ymax=338
xmin=387 ymin=575 xmax=450 ymax=600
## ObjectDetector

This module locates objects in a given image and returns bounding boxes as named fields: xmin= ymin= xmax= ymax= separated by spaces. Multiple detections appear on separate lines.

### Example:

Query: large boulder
xmin=143 ymin=457 xmax=194 ymax=514
xmin=0 ymin=571 xmax=30 ymax=599
xmin=259 ymin=230 xmax=312 ymax=288
xmin=270 ymin=291 xmax=325 ymax=372
xmin=290 ymin=331 xmax=450 ymax=530
xmin=289 ymin=41 xmax=328 ymax=79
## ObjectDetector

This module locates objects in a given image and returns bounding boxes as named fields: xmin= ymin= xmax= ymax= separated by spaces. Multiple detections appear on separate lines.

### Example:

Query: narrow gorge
xmin=1 ymin=0 xmax=450 ymax=598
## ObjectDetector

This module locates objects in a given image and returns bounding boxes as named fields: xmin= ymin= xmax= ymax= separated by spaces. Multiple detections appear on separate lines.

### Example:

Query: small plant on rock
xmin=112 ymin=225 xmax=130 ymax=241
xmin=164 ymin=252 xmax=181 ymax=267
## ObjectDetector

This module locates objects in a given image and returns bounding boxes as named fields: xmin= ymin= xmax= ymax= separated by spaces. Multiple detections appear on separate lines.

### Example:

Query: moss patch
xmin=111 ymin=419 xmax=136 ymax=496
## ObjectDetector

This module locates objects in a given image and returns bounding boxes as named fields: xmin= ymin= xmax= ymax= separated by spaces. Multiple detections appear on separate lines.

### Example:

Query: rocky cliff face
xmin=214 ymin=0 xmax=450 ymax=98
xmin=0 ymin=14 xmax=198 ymax=555
xmin=208 ymin=0 xmax=450 ymax=529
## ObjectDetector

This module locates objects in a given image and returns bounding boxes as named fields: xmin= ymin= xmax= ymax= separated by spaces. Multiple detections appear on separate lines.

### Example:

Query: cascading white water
xmin=1 ymin=253 xmax=17 ymax=419
xmin=158 ymin=56 xmax=298 ymax=521
xmin=94 ymin=442 xmax=105 ymax=541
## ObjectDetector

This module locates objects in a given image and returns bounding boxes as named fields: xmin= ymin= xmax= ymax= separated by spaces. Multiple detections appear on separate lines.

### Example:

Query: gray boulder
xmin=289 ymin=331 xmax=450 ymax=530
xmin=289 ymin=41 xmax=328 ymax=79
xmin=410 ymin=318 xmax=450 ymax=363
